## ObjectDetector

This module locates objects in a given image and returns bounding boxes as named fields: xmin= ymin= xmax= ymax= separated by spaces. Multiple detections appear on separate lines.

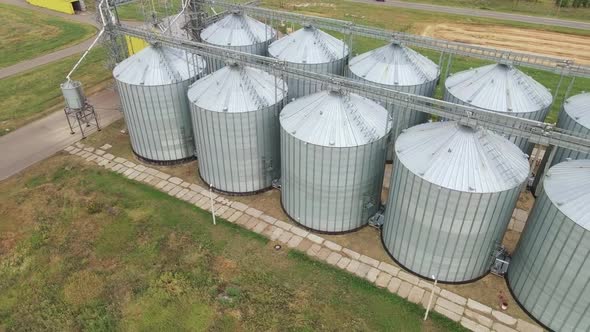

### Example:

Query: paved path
xmin=0 ymin=0 xmax=100 ymax=79
xmin=0 ymin=88 xmax=122 ymax=181
xmin=350 ymin=0 xmax=590 ymax=30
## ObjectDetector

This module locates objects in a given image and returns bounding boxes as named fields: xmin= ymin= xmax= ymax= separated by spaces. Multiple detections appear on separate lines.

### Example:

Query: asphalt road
xmin=350 ymin=0 xmax=590 ymax=30
xmin=0 ymin=88 xmax=122 ymax=181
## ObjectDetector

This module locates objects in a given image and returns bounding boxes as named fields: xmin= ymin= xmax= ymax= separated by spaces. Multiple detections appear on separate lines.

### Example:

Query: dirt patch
xmin=422 ymin=23 xmax=590 ymax=64
xmin=213 ymin=256 xmax=238 ymax=282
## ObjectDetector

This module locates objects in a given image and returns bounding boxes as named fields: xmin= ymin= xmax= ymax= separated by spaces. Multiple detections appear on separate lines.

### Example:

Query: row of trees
xmin=555 ymin=0 xmax=590 ymax=7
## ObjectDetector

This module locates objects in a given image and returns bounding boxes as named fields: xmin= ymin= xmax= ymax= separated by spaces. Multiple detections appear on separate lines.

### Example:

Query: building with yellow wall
xmin=26 ymin=0 xmax=83 ymax=14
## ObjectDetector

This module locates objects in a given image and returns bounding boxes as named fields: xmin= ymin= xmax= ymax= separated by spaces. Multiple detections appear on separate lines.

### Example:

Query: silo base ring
xmin=197 ymin=170 xmax=274 ymax=196
xmin=505 ymin=274 xmax=553 ymax=332
xmin=131 ymin=149 xmax=196 ymax=166
xmin=378 ymin=230 xmax=490 ymax=285
xmin=278 ymin=197 xmax=369 ymax=235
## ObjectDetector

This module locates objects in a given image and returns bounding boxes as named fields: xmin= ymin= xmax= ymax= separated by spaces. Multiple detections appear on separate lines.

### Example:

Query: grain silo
xmin=382 ymin=121 xmax=529 ymax=283
xmin=507 ymin=159 xmax=590 ymax=332
xmin=348 ymin=41 xmax=439 ymax=160
xmin=187 ymin=63 xmax=287 ymax=194
xmin=200 ymin=10 xmax=276 ymax=71
xmin=551 ymin=92 xmax=590 ymax=165
xmin=280 ymin=90 xmax=389 ymax=233
xmin=268 ymin=25 xmax=349 ymax=98
xmin=113 ymin=45 xmax=206 ymax=163
xmin=444 ymin=63 xmax=552 ymax=154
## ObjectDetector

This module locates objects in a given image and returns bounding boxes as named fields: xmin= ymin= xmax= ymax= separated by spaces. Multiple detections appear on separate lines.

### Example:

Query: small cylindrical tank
xmin=61 ymin=80 xmax=86 ymax=109
xmin=280 ymin=90 xmax=389 ymax=233
xmin=382 ymin=121 xmax=529 ymax=283
xmin=113 ymin=45 xmax=206 ymax=163
xmin=268 ymin=25 xmax=349 ymax=99
xmin=348 ymin=41 xmax=439 ymax=160
xmin=508 ymin=159 xmax=590 ymax=332
xmin=200 ymin=11 xmax=276 ymax=71
xmin=444 ymin=63 xmax=552 ymax=155
xmin=187 ymin=63 xmax=287 ymax=194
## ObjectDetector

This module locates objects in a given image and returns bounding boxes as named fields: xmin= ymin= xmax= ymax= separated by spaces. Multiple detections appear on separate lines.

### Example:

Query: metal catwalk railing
xmin=116 ymin=24 xmax=590 ymax=154
xmin=206 ymin=0 xmax=590 ymax=78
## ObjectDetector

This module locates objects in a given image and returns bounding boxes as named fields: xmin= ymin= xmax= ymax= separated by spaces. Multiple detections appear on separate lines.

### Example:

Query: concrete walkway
xmin=350 ymin=0 xmax=590 ymax=31
xmin=60 ymin=142 xmax=544 ymax=332
xmin=0 ymin=0 xmax=100 ymax=79
xmin=0 ymin=88 xmax=122 ymax=181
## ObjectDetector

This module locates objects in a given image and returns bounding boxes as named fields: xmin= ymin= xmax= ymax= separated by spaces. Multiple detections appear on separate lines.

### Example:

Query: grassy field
xmin=265 ymin=0 xmax=590 ymax=36
xmin=0 ymin=155 xmax=466 ymax=331
xmin=0 ymin=4 xmax=96 ymax=69
xmin=394 ymin=0 xmax=590 ymax=22
xmin=0 ymin=47 xmax=111 ymax=136
xmin=111 ymin=0 xmax=183 ymax=21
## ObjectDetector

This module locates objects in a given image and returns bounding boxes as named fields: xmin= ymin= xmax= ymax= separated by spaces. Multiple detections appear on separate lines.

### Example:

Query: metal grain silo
xmin=348 ymin=41 xmax=439 ymax=160
xmin=551 ymin=92 xmax=590 ymax=165
xmin=187 ymin=63 xmax=287 ymax=194
xmin=113 ymin=45 xmax=206 ymax=163
xmin=280 ymin=90 xmax=389 ymax=233
xmin=507 ymin=159 xmax=590 ymax=332
xmin=200 ymin=10 xmax=276 ymax=71
xmin=268 ymin=25 xmax=349 ymax=98
xmin=444 ymin=63 xmax=552 ymax=154
xmin=382 ymin=121 xmax=529 ymax=283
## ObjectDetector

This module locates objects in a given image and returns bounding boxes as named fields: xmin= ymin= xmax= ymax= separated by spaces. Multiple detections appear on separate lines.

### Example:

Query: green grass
xmin=0 ymin=157 xmax=467 ymax=331
xmin=0 ymin=3 xmax=96 ymax=69
xmin=264 ymin=0 xmax=590 ymax=36
xmin=0 ymin=47 xmax=111 ymax=136
xmin=114 ymin=0 xmax=183 ymax=21
xmin=387 ymin=0 xmax=590 ymax=22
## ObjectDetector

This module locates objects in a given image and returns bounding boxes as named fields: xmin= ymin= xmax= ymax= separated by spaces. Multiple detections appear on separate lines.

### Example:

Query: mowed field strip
xmin=422 ymin=23 xmax=590 ymax=65
xmin=0 ymin=3 xmax=95 ymax=69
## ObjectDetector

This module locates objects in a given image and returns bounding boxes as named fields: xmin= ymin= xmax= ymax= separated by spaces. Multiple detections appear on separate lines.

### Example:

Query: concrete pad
xmin=359 ymin=254 xmax=379 ymax=268
xmin=375 ymin=272 xmax=392 ymax=288
xmin=378 ymin=262 xmax=400 ymax=276
xmin=306 ymin=233 xmax=324 ymax=244
xmin=324 ymin=240 xmax=342 ymax=252
xmin=365 ymin=267 xmax=380 ymax=283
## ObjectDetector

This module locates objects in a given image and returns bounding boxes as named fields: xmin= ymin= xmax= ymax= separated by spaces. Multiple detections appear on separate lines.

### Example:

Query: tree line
xmin=555 ymin=0 xmax=590 ymax=7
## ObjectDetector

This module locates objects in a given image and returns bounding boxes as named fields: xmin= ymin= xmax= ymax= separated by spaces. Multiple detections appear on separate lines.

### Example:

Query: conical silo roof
xmin=563 ymin=92 xmax=590 ymax=129
xmin=187 ymin=63 xmax=286 ymax=112
xmin=113 ymin=45 xmax=206 ymax=85
xmin=445 ymin=63 xmax=552 ymax=114
xmin=200 ymin=11 xmax=276 ymax=47
xmin=395 ymin=121 xmax=529 ymax=193
xmin=280 ymin=90 xmax=389 ymax=147
xmin=349 ymin=42 xmax=439 ymax=86
xmin=544 ymin=159 xmax=590 ymax=231
xmin=268 ymin=25 xmax=349 ymax=64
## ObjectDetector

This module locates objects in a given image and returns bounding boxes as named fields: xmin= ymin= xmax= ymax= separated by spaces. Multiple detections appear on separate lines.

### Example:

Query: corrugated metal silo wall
xmin=550 ymin=108 xmax=590 ymax=166
xmin=116 ymin=79 xmax=195 ymax=162
xmin=191 ymin=100 xmax=284 ymax=193
xmin=507 ymin=192 xmax=590 ymax=332
xmin=382 ymin=156 xmax=521 ymax=282
xmin=205 ymin=39 xmax=274 ymax=73
xmin=443 ymin=89 xmax=548 ymax=156
xmin=280 ymin=128 xmax=387 ymax=233
xmin=348 ymin=71 xmax=437 ymax=161
xmin=285 ymin=58 xmax=348 ymax=99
